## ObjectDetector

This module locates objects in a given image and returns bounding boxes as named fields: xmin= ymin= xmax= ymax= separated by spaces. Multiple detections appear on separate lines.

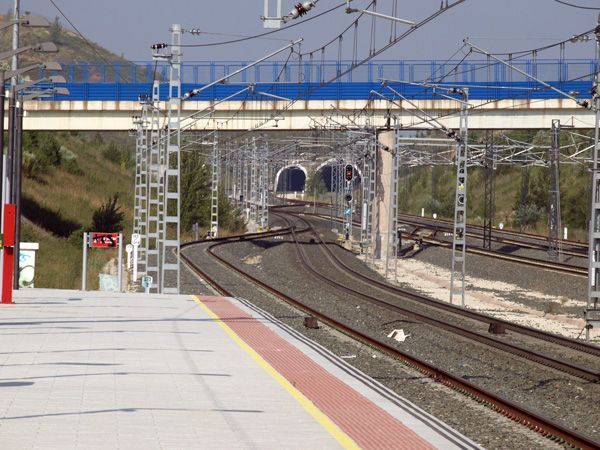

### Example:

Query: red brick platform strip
xmin=199 ymin=296 xmax=435 ymax=450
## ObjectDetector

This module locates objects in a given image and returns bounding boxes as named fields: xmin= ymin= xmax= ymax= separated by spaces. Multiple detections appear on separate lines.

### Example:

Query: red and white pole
xmin=2 ymin=204 xmax=16 ymax=304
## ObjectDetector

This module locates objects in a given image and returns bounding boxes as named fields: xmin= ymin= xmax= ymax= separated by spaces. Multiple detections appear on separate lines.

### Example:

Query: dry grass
xmin=21 ymin=132 xmax=134 ymax=290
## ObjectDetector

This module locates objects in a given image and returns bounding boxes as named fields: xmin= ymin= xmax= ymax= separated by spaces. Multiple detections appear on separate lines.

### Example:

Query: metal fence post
xmin=117 ymin=233 xmax=123 ymax=292
xmin=82 ymin=232 xmax=87 ymax=291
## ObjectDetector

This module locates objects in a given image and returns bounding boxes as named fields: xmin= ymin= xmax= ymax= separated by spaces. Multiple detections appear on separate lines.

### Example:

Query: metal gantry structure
xmin=482 ymin=131 xmax=496 ymax=251
xmin=210 ymin=131 xmax=220 ymax=238
xmin=130 ymin=25 xmax=182 ymax=294
xmin=160 ymin=23 xmax=182 ymax=294
xmin=450 ymin=90 xmax=469 ymax=306
xmin=132 ymin=98 xmax=150 ymax=276
xmin=548 ymin=119 xmax=562 ymax=260
xmin=146 ymin=81 xmax=163 ymax=293
xmin=586 ymin=21 xmax=600 ymax=341
xmin=126 ymin=15 xmax=600 ymax=342
xmin=258 ymin=142 xmax=270 ymax=230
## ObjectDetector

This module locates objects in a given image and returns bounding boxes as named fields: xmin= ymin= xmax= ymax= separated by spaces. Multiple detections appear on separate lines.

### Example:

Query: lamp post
xmin=8 ymin=75 xmax=65 ymax=290
xmin=0 ymin=9 xmax=56 ymax=300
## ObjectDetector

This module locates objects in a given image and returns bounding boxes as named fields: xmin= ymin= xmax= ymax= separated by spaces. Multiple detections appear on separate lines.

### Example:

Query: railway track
xmin=399 ymin=217 xmax=587 ymax=262
xmin=286 ymin=199 xmax=588 ymax=278
xmin=274 ymin=210 xmax=599 ymax=381
xmin=180 ymin=218 xmax=599 ymax=450
xmin=279 ymin=207 xmax=599 ymax=358
xmin=413 ymin=231 xmax=588 ymax=278
xmin=398 ymin=212 xmax=588 ymax=256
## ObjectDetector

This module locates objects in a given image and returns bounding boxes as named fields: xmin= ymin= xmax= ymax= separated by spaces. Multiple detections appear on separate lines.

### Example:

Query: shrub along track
xmin=181 ymin=217 xmax=599 ymax=449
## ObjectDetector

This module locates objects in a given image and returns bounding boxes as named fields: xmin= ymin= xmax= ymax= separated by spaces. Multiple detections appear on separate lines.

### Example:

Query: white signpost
xmin=131 ymin=233 xmax=141 ymax=282
xmin=125 ymin=244 xmax=133 ymax=270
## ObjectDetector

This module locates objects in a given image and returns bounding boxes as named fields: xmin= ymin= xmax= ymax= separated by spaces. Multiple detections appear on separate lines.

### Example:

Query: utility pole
xmin=210 ymin=131 xmax=219 ymax=237
xmin=450 ymin=89 xmax=469 ymax=306
xmin=160 ymin=24 xmax=182 ymax=294
xmin=483 ymin=131 xmax=496 ymax=250
xmin=11 ymin=0 xmax=19 ymax=85
xmin=12 ymin=96 xmax=22 ymax=289
xmin=132 ymin=97 xmax=150 ymax=279
xmin=7 ymin=0 xmax=19 ymax=290
xmin=586 ymin=16 xmax=600 ymax=341
xmin=250 ymin=137 xmax=258 ymax=228
xmin=146 ymin=81 xmax=161 ymax=293
xmin=258 ymin=142 xmax=269 ymax=230
xmin=548 ymin=120 xmax=562 ymax=261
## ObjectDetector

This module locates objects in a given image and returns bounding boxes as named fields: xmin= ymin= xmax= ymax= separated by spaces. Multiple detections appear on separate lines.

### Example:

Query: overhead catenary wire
xmin=384 ymin=69 xmax=597 ymax=131
xmin=217 ymin=1 xmax=465 ymax=145
xmin=467 ymin=27 xmax=597 ymax=57
xmin=554 ymin=0 xmax=600 ymax=10
xmin=177 ymin=2 xmax=347 ymax=48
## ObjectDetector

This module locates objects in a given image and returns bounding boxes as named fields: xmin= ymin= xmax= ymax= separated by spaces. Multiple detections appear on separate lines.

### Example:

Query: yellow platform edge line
xmin=191 ymin=295 xmax=359 ymax=450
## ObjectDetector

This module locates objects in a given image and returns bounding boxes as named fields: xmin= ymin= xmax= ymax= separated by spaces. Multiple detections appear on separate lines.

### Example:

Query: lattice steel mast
xmin=133 ymin=96 xmax=150 ymax=278
xmin=483 ymin=131 xmax=496 ymax=250
xmin=450 ymin=89 xmax=469 ymax=306
xmin=586 ymin=18 xmax=600 ymax=341
xmin=258 ymin=142 xmax=269 ymax=230
xmin=210 ymin=131 xmax=220 ymax=237
xmin=160 ymin=24 xmax=182 ymax=294
xmin=146 ymin=81 xmax=162 ymax=292
xmin=548 ymin=119 xmax=562 ymax=260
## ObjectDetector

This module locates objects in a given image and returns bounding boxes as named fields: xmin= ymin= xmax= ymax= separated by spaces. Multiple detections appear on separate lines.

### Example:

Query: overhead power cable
xmin=178 ymin=2 xmax=346 ymax=48
xmin=386 ymin=69 xmax=597 ymax=130
xmin=468 ymin=27 xmax=596 ymax=57
xmin=554 ymin=0 xmax=600 ymax=10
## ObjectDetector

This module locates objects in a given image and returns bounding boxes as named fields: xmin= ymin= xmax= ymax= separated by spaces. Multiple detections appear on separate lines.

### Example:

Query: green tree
xmin=49 ymin=16 xmax=62 ymax=44
xmin=181 ymin=151 xmax=211 ymax=230
xmin=90 ymin=194 xmax=125 ymax=232
xmin=180 ymin=150 xmax=243 ymax=233
xmin=22 ymin=131 xmax=61 ymax=175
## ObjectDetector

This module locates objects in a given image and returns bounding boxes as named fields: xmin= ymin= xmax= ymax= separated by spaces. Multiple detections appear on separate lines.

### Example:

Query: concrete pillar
xmin=372 ymin=129 xmax=394 ymax=260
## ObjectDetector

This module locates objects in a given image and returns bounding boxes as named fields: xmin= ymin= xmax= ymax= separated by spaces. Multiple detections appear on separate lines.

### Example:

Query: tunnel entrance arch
xmin=274 ymin=165 xmax=308 ymax=192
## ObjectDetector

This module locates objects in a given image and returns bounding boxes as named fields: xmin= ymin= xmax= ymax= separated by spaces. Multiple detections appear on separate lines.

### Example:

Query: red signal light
xmin=345 ymin=164 xmax=353 ymax=181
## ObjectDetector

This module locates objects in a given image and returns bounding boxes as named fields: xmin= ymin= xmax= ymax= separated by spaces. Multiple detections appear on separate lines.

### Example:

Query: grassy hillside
xmin=21 ymin=131 xmax=134 ymax=289
xmin=0 ymin=13 xmax=137 ymax=80
xmin=1 ymin=14 xmax=242 ymax=290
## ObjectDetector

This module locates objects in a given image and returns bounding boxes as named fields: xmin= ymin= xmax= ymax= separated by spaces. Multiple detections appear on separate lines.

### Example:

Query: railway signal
xmin=345 ymin=164 xmax=354 ymax=181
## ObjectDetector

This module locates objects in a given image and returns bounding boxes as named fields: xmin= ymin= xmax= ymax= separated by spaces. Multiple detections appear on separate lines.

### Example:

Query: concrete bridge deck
xmin=16 ymin=59 xmax=598 ymax=130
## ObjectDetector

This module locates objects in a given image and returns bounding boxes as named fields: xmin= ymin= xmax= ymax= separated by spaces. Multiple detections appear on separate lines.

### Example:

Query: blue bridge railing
xmin=37 ymin=59 xmax=596 ymax=102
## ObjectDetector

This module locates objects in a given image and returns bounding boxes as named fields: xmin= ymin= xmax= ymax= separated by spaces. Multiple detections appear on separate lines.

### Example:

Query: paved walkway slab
xmin=1 ymin=290 xmax=341 ymax=449
xmin=0 ymin=289 xmax=480 ymax=449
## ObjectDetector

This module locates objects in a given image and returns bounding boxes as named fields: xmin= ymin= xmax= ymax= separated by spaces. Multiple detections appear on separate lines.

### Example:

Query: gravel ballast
xmin=180 ymin=217 xmax=599 ymax=448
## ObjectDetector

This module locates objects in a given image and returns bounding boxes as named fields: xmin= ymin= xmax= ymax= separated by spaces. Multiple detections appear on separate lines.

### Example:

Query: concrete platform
xmin=0 ymin=289 xmax=480 ymax=449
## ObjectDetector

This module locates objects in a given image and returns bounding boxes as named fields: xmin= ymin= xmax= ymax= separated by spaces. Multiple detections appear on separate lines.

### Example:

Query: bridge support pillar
xmin=372 ymin=130 xmax=398 ymax=268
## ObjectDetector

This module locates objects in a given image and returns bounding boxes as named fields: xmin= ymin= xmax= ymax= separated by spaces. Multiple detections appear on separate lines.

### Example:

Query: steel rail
xmin=415 ymin=234 xmax=588 ymax=277
xmin=285 ymin=200 xmax=588 ymax=277
xmin=181 ymin=225 xmax=600 ymax=450
xmin=273 ymin=211 xmax=599 ymax=382
xmin=399 ymin=212 xmax=588 ymax=253
xmin=286 ymin=206 xmax=600 ymax=357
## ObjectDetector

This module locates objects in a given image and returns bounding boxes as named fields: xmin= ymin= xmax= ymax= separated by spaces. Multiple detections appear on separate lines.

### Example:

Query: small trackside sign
xmin=90 ymin=232 xmax=120 ymax=248
xmin=142 ymin=275 xmax=153 ymax=288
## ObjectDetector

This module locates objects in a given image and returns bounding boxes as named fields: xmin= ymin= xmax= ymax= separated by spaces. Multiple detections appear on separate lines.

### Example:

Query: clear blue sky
xmin=1 ymin=0 xmax=597 ymax=61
